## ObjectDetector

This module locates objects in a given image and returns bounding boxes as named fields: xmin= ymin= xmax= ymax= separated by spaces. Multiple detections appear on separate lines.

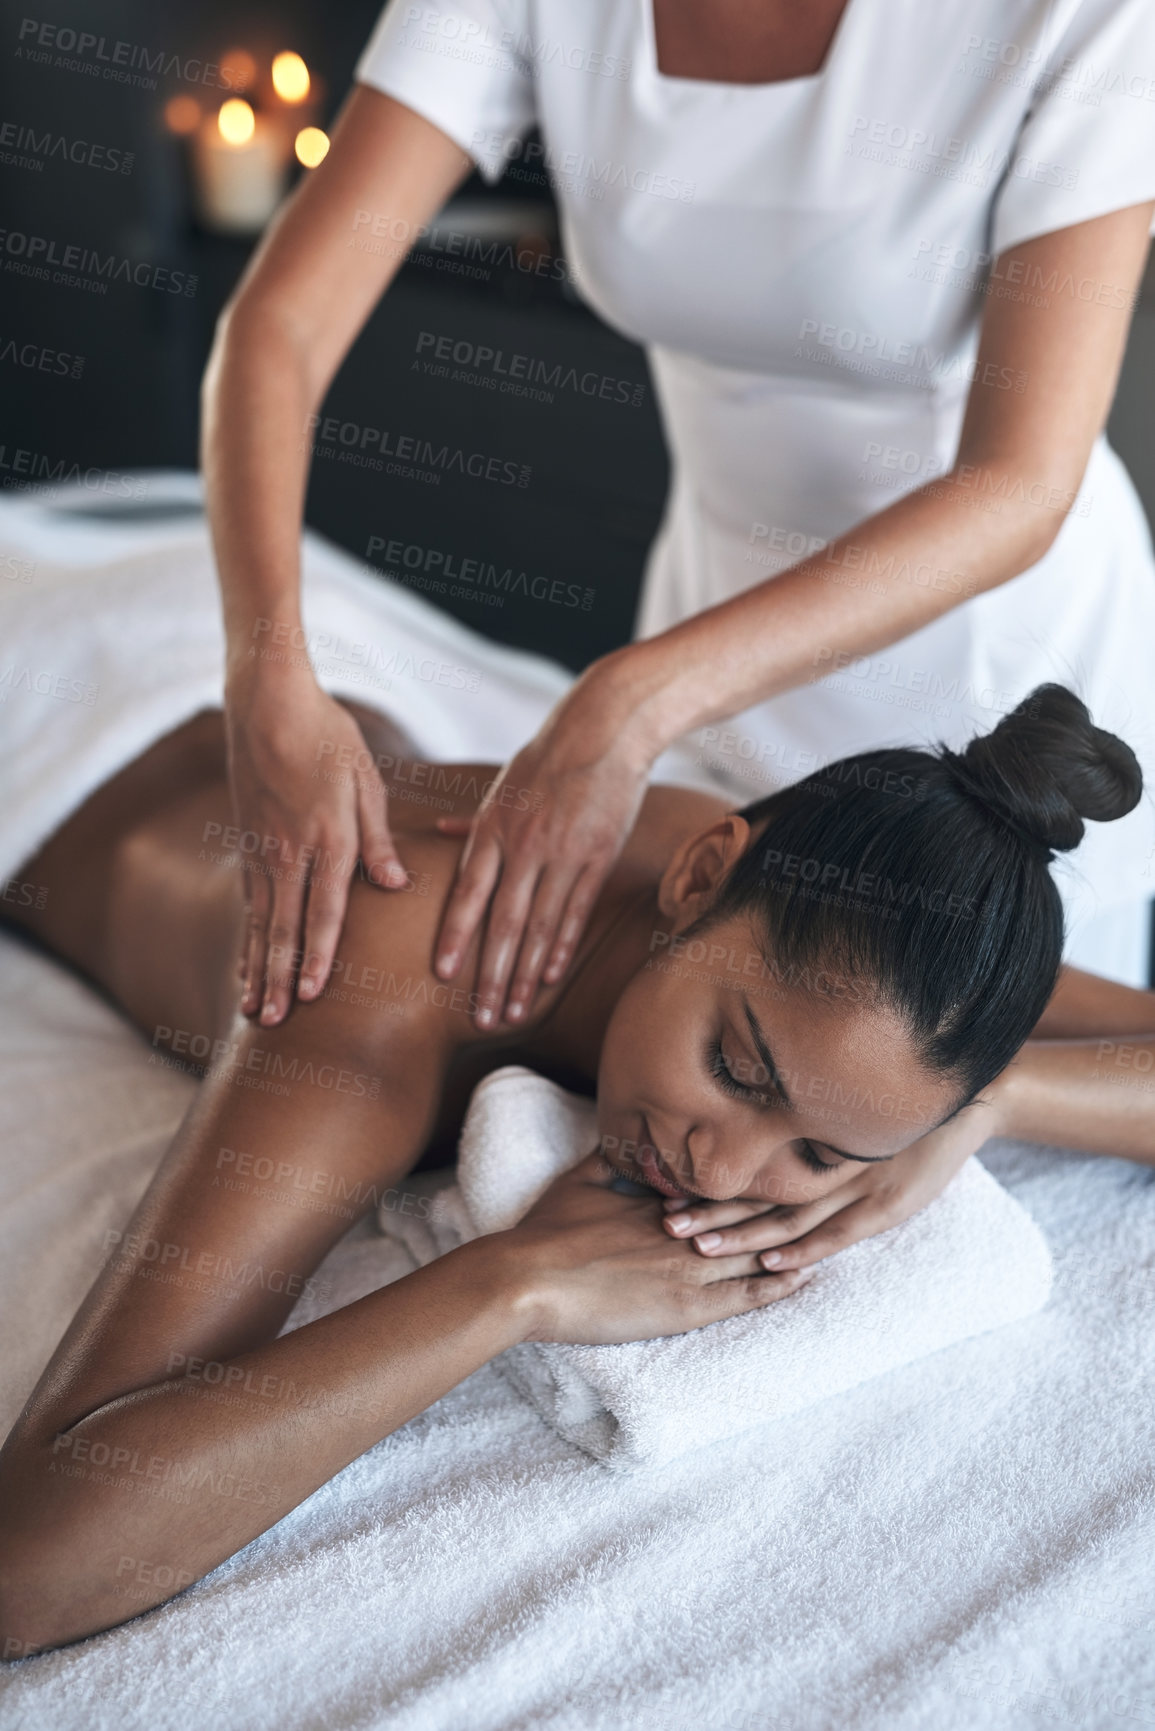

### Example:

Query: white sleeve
xmin=353 ymin=0 xmax=537 ymax=184
xmin=990 ymin=0 xmax=1155 ymax=255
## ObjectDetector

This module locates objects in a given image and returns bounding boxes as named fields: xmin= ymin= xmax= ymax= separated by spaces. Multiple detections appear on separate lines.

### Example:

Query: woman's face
xmin=595 ymin=817 xmax=962 ymax=1207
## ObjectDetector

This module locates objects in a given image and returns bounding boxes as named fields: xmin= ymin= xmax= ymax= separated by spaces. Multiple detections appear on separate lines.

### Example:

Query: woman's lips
xmin=637 ymin=1118 xmax=695 ymax=1202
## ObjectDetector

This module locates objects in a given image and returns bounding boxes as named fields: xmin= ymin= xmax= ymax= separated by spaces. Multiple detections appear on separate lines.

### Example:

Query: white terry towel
xmin=379 ymin=1066 xmax=1054 ymax=1470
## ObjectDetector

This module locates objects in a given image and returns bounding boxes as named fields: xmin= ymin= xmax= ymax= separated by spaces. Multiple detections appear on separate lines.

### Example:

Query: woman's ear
xmin=657 ymin=815 xmax=752 ymax=924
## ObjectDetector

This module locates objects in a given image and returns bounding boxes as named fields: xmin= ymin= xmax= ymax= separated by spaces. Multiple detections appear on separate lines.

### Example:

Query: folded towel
xmin=378 ymin=1065 xmax=1054 ymax=1470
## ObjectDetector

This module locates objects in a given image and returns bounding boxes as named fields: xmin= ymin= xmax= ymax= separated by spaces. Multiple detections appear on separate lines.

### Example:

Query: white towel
xmin=378 ymin=1065 xmax=1054 ymax=1470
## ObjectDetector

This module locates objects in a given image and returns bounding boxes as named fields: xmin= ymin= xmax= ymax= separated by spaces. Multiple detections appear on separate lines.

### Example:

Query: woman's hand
xmin=505 ymin=1152 xmax=816 ymax=1345
xmin=225 ymin=668 xmax=410 ymax=1024
xmin=433 ymin=656 xmax=656 ymax=1029
xmin=659 ymin=1083 xmax=1009 ymax=1273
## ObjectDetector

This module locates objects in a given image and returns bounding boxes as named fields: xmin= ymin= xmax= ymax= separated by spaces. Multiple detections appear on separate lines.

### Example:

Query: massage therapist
xmin=202 ymin=0 xmax=1155 ymax=1029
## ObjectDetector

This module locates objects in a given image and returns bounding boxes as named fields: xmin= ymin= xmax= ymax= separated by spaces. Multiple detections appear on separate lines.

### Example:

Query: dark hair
xmin=703 ymin=684 xmax=1142 ymax=1105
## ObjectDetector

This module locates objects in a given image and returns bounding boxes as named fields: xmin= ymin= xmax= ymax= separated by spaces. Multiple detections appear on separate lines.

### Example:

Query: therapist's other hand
xmin=432 ymin=667 xmax=653 ymax=1028
xmin=225 ymin=669 xmax=408 ymax=1025
xmin=658 ymin=1084 xmax=1007 ymax=1271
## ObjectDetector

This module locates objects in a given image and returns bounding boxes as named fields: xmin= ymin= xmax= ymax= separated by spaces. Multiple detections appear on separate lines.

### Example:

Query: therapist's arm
xmin=436 ymin=200 xmax=1155 ymax=1027
xmin=201 ymin=86 xmax=471 ymax=1026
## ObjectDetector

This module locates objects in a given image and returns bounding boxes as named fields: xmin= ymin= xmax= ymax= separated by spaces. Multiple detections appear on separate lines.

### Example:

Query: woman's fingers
xmin=661 ymin=1194 xmax=811 ymax=1244
xmin=757 ymin=1195 xmax=896 ymax=1272
xmin=692 ymin=1265 xmax=818 ymax=1321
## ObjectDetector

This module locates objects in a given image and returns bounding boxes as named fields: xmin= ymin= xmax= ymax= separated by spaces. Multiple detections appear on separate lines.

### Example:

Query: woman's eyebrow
xmin=740 ymin=995 xmax=897 ymax=1164
xmin=740 ymin=997 xmax=795 ymax=1108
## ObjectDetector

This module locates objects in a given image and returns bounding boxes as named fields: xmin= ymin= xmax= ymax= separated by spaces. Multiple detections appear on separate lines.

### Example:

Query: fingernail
xmin=695 ymin=1232 xmax=722 ymax=1252
xmin=794 ymin=1268 xmax=816 ymax=1284
xmin=298 ymin=976 xmax=318 ymax=1001
xmin=505 ymin=1001 xmax=524 ymax=1022
xmin=761 ymin=1250 xmax=782 ymax=1268
xmin=665 ymin=1213 xmax=692 ymax=1233
xmin=476 ymin=1006 xmax=494 ymax=1028
xmin=260 ymin=1002 xmax=279 ymax=1026
xmin=435 ymin=953 xmax=457 ymax=979
xmin=385 ymin=864 xmax=408 ymax=888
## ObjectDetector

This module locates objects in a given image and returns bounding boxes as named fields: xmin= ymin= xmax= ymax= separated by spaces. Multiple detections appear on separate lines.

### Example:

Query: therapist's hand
xmin=433 ymin=660 xmax=654 ymax=1028
xmin=657 ymin=1085 xmax=1008 ymax=1271
xmin=225 ymin=667 xmax=410 ymax=1025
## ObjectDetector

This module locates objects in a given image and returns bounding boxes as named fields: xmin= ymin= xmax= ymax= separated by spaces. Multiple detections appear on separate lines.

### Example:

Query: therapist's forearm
xmin=617 ymin=467 xmax=1063 ymax=757
xmin=201 ymin=304 xmax=318 ymax=692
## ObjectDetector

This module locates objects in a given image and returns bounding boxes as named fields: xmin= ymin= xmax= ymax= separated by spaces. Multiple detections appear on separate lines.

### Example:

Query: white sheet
xmin=0 ymin=472 xmax=717 ymax=888
xmin=2 ymin=924 xmax=1155 ymax=1731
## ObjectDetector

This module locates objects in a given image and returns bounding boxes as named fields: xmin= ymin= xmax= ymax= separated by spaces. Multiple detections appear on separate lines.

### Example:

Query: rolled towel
xmin=378 ymin=1066 xmax=1053 ymax=1470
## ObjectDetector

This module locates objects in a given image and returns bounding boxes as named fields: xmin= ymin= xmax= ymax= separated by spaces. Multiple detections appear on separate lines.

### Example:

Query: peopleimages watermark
xmin=909 ymin=238 xmax=1139 ymax=311
xmin=302 ymin=413 xmax=531 ymax=487
xmin=149 ymin=1022 xmax=382 ymax=1101
xmin=0 ymin=444 xmax=147 ymax=496
xmin=400 ymin=5 xmax=631 ymax=80
xmin=0 ymin=117 xmax=134 ymax=175
xmin=796 ymin=316 xmax=1026 ymax=392
xmin=351 ymin=209 xmax=576 ymax=286
xmin=366 ymin=534 xmax=595 ymax=613
xmin=0 ymin=660 xmax=97 ymax=705
xmin=472 ymin=127 xmax=697 ymax=203
xmin=846 ymin=115 xmax=1078 ymax=193
xmin=246 ymin=614 xmax=484 ymax=697
xmin=0 ymin=226 xmax=197 ymax=296
xmin=314 ymin=736 xmax=547 ymax=817
xmin=414 ymin=329 xmax=645 ymax=409
xmin=14 ymin=19 xmax=249 ymax=92
xmin=0 ymin=334 xmax=84 ymax=378
xmin=102 ymin=1226 xmax=328 ymax=1304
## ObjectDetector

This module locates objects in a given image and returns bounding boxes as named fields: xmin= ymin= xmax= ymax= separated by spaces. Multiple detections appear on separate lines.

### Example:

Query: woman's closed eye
xmin=704 ymin=1035 xmax=842 ymax=1175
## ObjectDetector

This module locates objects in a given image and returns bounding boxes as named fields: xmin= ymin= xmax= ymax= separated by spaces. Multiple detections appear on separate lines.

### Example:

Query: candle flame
xmin=272 ymin=51 xmax=311 ymax=103
xmin=220 ymin=48 xmax=258 ymax=92
xmin=294 ymin=127 xmax=329 ymax=168
xmin=164 ymin=95 xmax=201 ymax=135
xmin=218 ymin=99 xmax=256 ymax=146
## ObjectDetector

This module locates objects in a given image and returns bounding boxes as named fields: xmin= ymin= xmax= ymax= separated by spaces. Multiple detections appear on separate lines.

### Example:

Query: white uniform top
xmin=355 ymin=0 xmax=1155 ymax=928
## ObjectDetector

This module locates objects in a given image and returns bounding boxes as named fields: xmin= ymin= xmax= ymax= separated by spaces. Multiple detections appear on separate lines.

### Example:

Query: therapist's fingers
xmin=467 ymin=854 xmax=547 ymax=1029
xmin=259 ymin=868 xmax=308 ymax=1027
xmin=240 ymin=868 xmax=272 ymax=1018
xmin=297 ymin=836 xmax=353 ymax=1006
xmin=503 ymin=863 xmax=588 ymax=1024
xmin=434 ymin=825 xmax=504 ymax=985
xmin=357 ymin=772 xmax=409 ymax=895
xmin=540 ymin=863 xmax=608 ymax=989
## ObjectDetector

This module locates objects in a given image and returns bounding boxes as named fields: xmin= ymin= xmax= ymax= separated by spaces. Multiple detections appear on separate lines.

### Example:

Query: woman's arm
xmin=435 ymin=201 xmax=1155 ymax=1028
xmin=997 ymin=964 xmax=1155 ymax=1161
xmin=201 ymin=86 xmax=472 ymax=1028
xmin=0 ymin=886 xmax=801 ymax=1654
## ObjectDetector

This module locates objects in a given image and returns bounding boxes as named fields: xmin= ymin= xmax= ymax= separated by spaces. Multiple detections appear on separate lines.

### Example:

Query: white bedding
xmin=2 ymin=926 xmax=1155 ymax=1731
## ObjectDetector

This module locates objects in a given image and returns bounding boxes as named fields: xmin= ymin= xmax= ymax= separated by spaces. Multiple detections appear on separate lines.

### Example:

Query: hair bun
xmin=939 ymin=683 xmax=1142 ymax=856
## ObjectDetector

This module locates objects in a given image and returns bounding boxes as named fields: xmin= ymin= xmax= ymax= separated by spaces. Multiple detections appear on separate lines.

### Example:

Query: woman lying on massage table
xmin=1 ymin=682 xmax=1154 ymax=1654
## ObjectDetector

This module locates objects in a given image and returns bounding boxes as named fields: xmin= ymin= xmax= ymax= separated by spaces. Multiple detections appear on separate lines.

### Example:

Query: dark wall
xmin=0 ymin=0 xmax=668 ymax=672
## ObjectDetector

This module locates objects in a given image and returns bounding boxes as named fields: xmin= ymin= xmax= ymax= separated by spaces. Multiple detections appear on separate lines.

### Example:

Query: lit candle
xmin=191 ymin=99 xmax=289 ymax=235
